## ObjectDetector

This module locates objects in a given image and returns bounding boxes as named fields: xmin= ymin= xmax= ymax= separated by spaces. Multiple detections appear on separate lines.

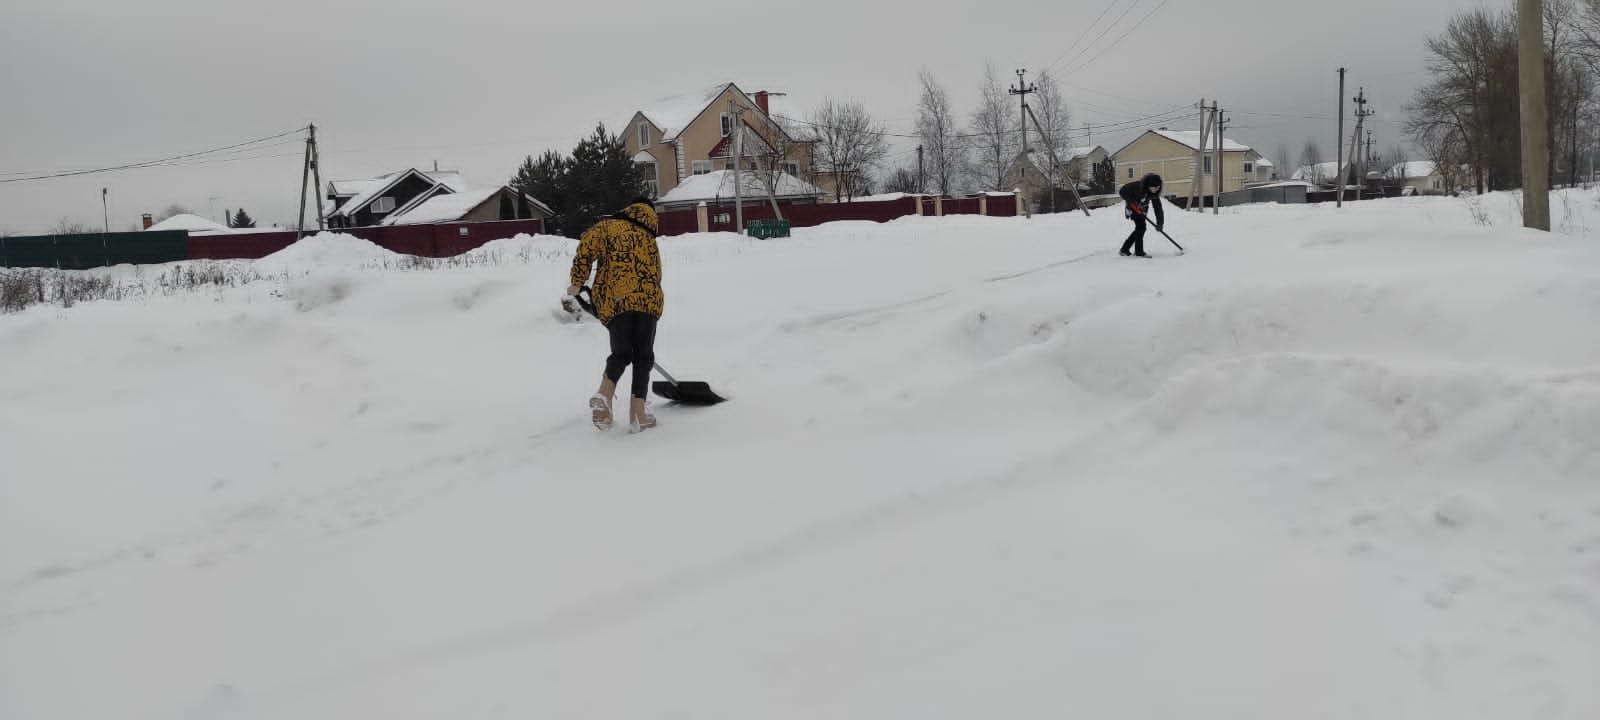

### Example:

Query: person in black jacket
xmin=1118 ymin=173 xmax=1166 ymax=257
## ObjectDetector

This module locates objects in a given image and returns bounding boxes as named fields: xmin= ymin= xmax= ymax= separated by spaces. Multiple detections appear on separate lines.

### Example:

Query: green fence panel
xmin=104 ymin=231 xmax=187 ymax=266
xmin=53 ymin=234 xmax=109 ymax=270
xmin=1 ymin=235 xmax=60 ymax=268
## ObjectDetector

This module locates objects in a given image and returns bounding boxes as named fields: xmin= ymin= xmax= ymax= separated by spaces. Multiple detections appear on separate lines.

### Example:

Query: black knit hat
xmin=1142 ymin=173 xmax=1164 ymax=189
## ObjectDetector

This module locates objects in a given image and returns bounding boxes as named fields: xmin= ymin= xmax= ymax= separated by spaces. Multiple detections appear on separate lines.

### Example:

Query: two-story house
xmin=1112 ymin=129 xmax=1267 ymax=206
xmin=624 ymin=83 xmax=815 ymax=200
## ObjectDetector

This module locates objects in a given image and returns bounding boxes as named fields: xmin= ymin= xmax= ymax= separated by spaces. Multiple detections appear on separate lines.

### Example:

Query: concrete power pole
xmin=1337 ymin=68 xmax=1346 ymax=209
xmin=1519 ymin=0 xmax=1551 ymax=230
xmin=1009 ymin=69 xmax=1038 ymax=217
xmin=1348 ymin=89 xmax=1371 ymax=202
xmin=1190 ymin=98 xmax=1208 ymax=211
xmin=917 ymin=144 xmax=925 ymax=194
xmin=1214 ymin=107 xmax=1225 ymax=215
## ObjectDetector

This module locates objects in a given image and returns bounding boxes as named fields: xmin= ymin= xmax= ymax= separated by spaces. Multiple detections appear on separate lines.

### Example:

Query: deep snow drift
xmin=2 ymin=191 xmax=1598 ymax=719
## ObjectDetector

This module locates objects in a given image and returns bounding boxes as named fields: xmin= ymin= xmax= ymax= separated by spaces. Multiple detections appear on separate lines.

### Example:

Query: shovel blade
xmin=652 ymin=380 xmax=727 ymax=406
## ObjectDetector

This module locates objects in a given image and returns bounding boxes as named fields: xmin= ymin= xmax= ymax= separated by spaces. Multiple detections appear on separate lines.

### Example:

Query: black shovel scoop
xmin=569 ymin=287 xmax=728 ymax=406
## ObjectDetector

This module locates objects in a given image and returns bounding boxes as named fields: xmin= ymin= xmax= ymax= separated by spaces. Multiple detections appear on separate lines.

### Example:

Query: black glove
xmin=1155 ymin=222 xmax=1164 ymax=232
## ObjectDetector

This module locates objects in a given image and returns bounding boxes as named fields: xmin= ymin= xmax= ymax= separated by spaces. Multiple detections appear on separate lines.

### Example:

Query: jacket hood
xmin=618 ymin=201 xmax=658 ymax=235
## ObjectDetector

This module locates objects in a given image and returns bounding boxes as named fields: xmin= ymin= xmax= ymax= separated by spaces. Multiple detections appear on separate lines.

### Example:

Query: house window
xmin=782 ymin=162 xmax=799 ymax=177
xmin=692 ymin=160 xmax=712 ymax=175
xmin=1243 ymin=162 xmax=1254 ymax=174
xmin=723 ymin=160 xmax=735 ymax=171
xmin=1127 ymin=166 xmax=1134 ymax=179
xmin=1203 ymin=156 xmax=1213 ymax=175
xmin=372 ymin=196 xmax=396 ymax=214
xmin=646 ymin=178 xmax=659 ymax=198
xmin=638 ymin=122 xmax=649 ymax=148
xmin=721 ymin=113 xmax=734 ymax=137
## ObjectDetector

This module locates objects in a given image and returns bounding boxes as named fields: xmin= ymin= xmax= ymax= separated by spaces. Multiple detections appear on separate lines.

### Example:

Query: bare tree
xmin=968 ymin=62 xmax=1019 ymax=192
xmin=51 ymin=218 xmax=96 ymax=235
xmin=808 ymin=99 xmax=890 ymax=202
xmin=745 ymin=112 xmax=812 ymax=218
xmin=1031 ymin=70 xmax=1073 ymax=186
xmin=882 ymin=166 xmax=920 ymax=194
xmin=916 ymin=69 xmax=964 ymax=195
xmin=1383 ymin=146 xmax=1410 ymax=195
xmin=1275 ymin=144 xmax=1292 ymax=181
xmin=1299 ymin=140 xmax=1325 ymax=181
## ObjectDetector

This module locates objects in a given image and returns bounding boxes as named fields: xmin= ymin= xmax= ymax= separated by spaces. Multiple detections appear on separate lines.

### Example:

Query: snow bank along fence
xmin=655 ymin=192 xmax=1023 ymax=237
xmin=0 ymin=219 xmax=546 ymax=269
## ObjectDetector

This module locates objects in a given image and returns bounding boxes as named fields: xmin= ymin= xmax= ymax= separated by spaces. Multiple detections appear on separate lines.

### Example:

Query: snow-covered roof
xmin=146 ymin=214 xmax=232 ymax=233
xmin=1149 ymin=130 xmax=1252 ymax=153
xmin=638 ymin=85 xmax=729 ymax=142
xmin=1252 ymin=180 xmax=1317 ymax=189
xmin=1255 ymin=157 xmax=1275 ymax=168
xmin=383 ymin=188 xmax=501 ymax=226
xmin=657 ymin=170 xmax=824 ymax=205
xmin=632 ymin=151 xmax=657 ymax=163
xmin=1387 ymin=161 xmax=1439 ymax=179
xmin=327 ymin=170 xmax=469 ymax=217
xmin=1291 ymin=162 xmax=1348 ymax=183
xmin=330 ymin=178 xmax=384 ymax=197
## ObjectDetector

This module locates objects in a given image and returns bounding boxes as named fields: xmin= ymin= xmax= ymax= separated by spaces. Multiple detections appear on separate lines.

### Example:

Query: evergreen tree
xmin=566 ymin=123 xmax=645 ymax=232
xmin=230 ymin=208 xmax=256 ymax=228
xmin=511 ymin=150 xmax=572 ymax=236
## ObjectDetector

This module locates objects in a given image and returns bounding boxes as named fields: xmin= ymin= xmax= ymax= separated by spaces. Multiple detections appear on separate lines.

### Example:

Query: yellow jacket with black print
xmin=569 ymin=201 xmax=664 ymax=324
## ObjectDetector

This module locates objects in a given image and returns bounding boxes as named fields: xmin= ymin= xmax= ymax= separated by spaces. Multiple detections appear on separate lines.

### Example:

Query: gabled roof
xmin=146 ymin=213 xmax=232 ymax=233
xmin=382 ymin=186 xmax=553 ymax=226
xmin=383 ymin=182 xmax=456 ymax=222
xmin=328 ymin=168 xmax=433 ymax=219
xmin=1255 ymin=157 xmax=1275 ymax=168
xmin=1386 ymin=160 xmax=1439 ymax=179
xmin=636 ymin=84 xmax=732 ymax=142
xmin=656 ymin=170 xmax=823 ymax=205
xmin=634 ymin=82 xmax=802 ymax=145
xmin=1115 ymin=129 xmax=1252 ymax=158
xmin=1290 ymin=161 xmax=1348 ymax=182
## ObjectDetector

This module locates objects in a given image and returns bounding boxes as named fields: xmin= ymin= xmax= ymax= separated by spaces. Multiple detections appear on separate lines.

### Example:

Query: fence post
xmin=696 ymin=202 xmax=709 ymax=233
xmin=1014 ymin=189 xmax=1024 ymax=216
xmin=914 ymin=196 xmax=924 ymax=216
xmin=979 ymin=193 xmax=988 ymax=216
xmin=934 ymin=196 xmax=944 ymax=217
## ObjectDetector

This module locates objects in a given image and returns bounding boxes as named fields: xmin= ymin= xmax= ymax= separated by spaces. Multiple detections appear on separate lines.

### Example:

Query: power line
xmin=1044 ymin=0 xmax=1146 ymax=77
xmin=1058 ymin=0 xmax=1174 ymax=77
xmin=0 ymin=127 xmax=308 ymax=184
xmin=1040 ymin=0 xmax=1130 ymax=77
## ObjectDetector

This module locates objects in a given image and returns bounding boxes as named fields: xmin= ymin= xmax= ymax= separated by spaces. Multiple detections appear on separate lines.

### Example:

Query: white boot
xmin=629 ymin=397 xmax=657 ymax=434
xmin=590 ymin=377 xmax=616 ymax=430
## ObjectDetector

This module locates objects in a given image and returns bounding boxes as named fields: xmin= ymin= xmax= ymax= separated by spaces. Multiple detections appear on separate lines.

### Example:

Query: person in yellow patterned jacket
xmin=567 ymin=198 xmax=664 ymax=433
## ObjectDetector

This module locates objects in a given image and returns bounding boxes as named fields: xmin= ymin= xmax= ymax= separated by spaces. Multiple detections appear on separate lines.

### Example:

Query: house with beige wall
xmin=1006 ymin=146 xmax=1108 ymax=208
xmin=1111 ymin=129 xmax=1260 ymax=206
xmin=624 ymin=83 xmax=814 ymax=201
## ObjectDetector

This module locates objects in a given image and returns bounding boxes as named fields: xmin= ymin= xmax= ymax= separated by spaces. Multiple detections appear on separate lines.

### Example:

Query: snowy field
xmin=2 ymin=191 xmax=1599 ymax=719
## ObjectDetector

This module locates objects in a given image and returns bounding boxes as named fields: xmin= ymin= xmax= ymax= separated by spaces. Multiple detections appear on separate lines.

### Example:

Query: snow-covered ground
xmin=3 ymin=191 xmax=1599 ymax=719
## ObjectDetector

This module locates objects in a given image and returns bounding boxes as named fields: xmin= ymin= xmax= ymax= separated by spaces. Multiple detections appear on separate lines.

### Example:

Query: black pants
xmin=1121 ymin=213 xmax=1147 ymax=255
xmin=605 ymin=312 xmax=658 ymax=399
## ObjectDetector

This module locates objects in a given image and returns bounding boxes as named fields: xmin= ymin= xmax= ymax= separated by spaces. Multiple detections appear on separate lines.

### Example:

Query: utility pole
xmin=101 ymin=188 xmax=109 ymax=234
xmin=1214 ymin=107 xmax=1225 ymax=215
xmin=1348 ymin=89 xmax=1371 ymax=202
xmin=1010 ymin=69 xmax=1038 ymax=217
xmin=1519 ymin=0 xmax=1551 ymax=230
xmin=1190 ymin=98 xmax=1208 ymax=211
xmin=730 ymin=101 xmax=745 ymax=232
xmin=297 ymin=125 xmax=311 ymax=238
xmin=309 ymin=124 xmax=326 ymax=231
xmin=1024 ymin=104 xmax=1090 ymax=217
xmin=1337 ymin=68 xmax=1346 ymax=208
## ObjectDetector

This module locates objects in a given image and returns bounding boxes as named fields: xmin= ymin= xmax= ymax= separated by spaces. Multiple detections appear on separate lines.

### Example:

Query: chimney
xmin=754 ymin=91 xmax=770 ymax=115
xmin=141 ymin=213 xmax=153 ymax=230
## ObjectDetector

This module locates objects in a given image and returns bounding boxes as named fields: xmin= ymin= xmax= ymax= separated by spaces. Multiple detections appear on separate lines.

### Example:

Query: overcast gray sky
xmin=0 ymin=0 xmax=1491 ymax=234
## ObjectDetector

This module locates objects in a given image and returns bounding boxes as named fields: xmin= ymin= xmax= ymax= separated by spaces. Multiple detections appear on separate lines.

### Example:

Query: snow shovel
xmin=569 ymin=288 xmax=727 ymax=406
xmin=1128 ymin=204 xmax=1185 ymax=254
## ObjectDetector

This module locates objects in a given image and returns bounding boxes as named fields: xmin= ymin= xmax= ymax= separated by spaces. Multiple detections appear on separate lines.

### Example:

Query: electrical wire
xmin=0 ymin=127 xmax=308 ymax=183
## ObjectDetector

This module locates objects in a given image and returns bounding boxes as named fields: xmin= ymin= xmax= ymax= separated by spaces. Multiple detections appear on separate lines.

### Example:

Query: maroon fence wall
xmin=654 ymin=195 xmax=1015 ymax=237
xmin=182 ymin=218 xmax=546 ymax=262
